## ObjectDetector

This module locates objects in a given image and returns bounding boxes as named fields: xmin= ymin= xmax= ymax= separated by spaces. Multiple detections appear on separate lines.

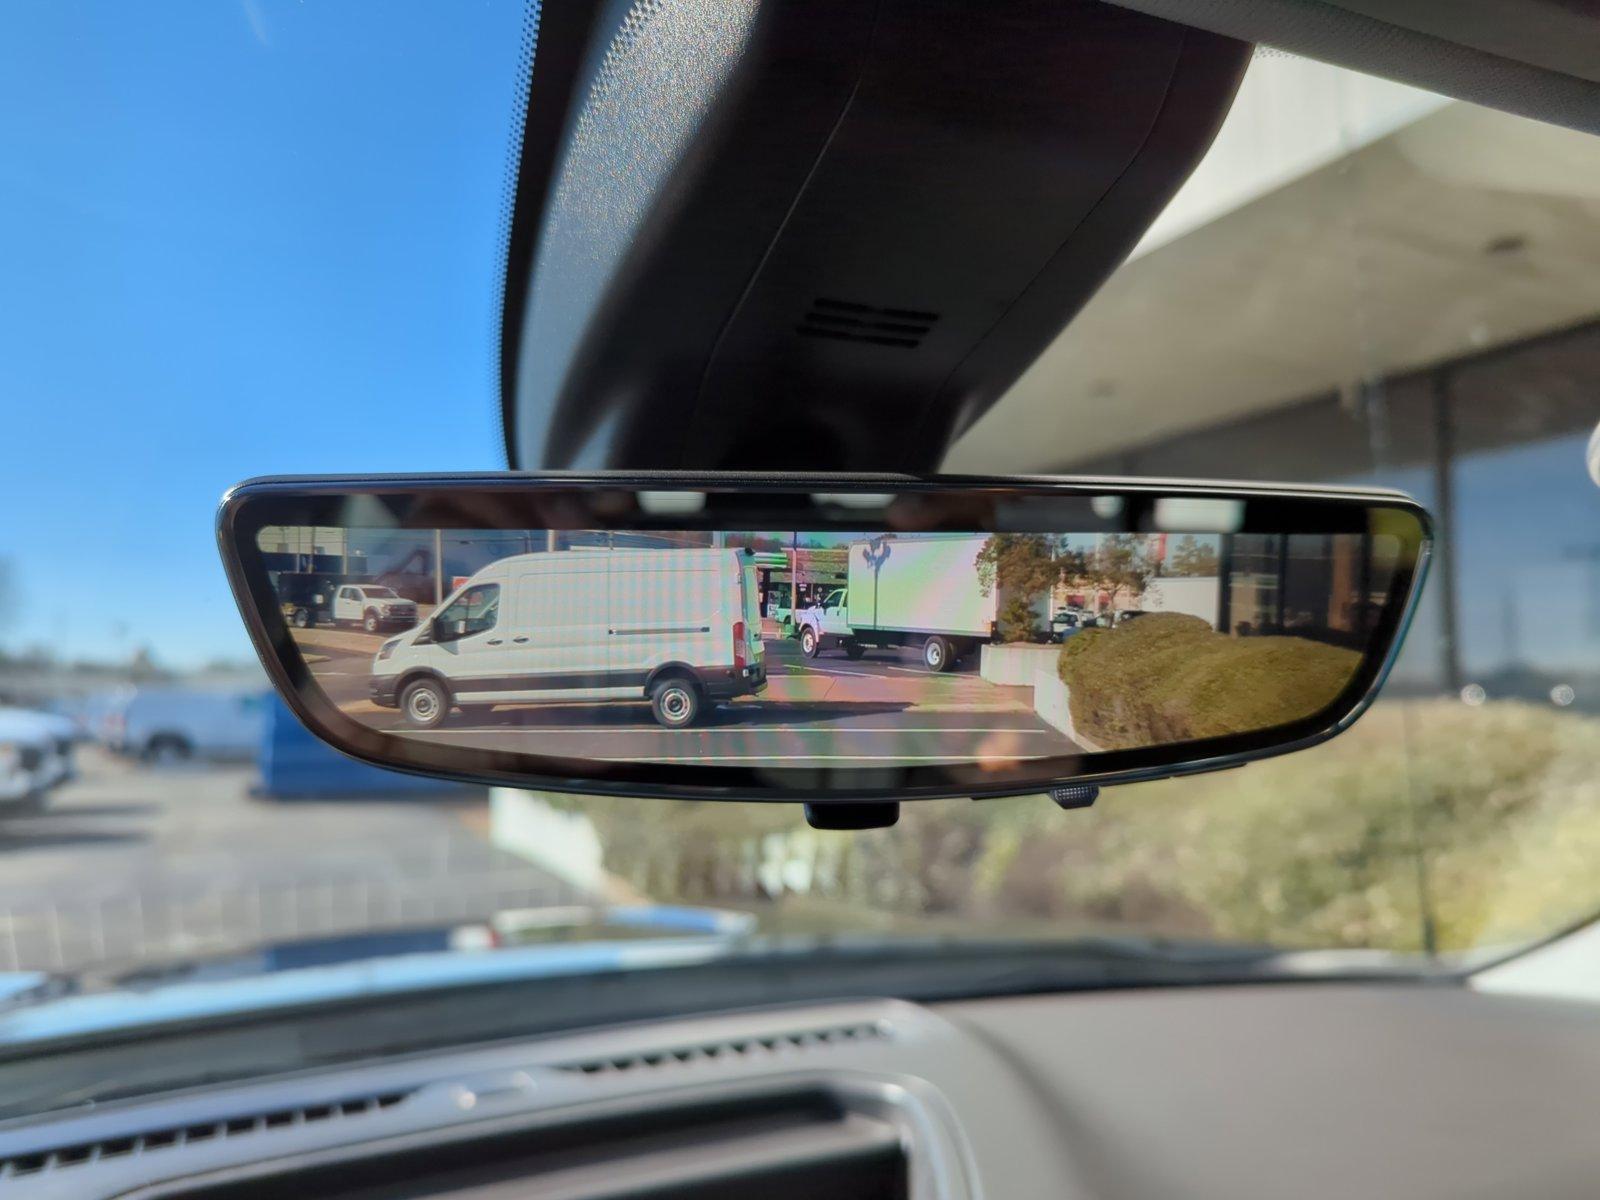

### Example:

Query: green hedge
xmin=1057 ymin=612 xmax=1361 ymax=748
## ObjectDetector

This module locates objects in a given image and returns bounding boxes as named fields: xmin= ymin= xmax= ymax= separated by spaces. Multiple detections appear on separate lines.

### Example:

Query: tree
xmin=976 ymin=534 xmax=1058 ymax=641
xmin=1060 ymin=534 xmax=1155 ymax=614
xmin=725 ymin=533 xmax=785 ymax=552
xmin=1167 ymin=534 xmax=1220 ymax=577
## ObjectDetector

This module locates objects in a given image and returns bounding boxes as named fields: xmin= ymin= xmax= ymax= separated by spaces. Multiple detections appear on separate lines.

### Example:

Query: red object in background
xmin=1150 ymin=533 xmax=1168 ymax=563
xmin=451 ymin=576 xmax=470 ymax=591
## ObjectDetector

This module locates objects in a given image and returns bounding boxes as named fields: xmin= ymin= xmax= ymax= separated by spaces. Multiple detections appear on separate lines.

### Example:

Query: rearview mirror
xmin=219 ymin=473 xmax=1430 ymax=820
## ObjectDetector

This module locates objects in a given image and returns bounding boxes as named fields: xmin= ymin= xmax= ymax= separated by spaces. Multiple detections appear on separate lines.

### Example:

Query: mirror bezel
xmin=218 ymin=472 xmax=1432 ymax=804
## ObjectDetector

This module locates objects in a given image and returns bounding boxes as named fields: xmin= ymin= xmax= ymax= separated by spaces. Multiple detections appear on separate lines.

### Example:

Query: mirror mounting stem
xmin=804 ymin=802 xmax=899 ymax=831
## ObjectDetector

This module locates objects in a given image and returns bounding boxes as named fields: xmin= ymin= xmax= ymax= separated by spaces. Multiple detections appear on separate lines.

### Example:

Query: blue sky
xmin=0 ymin=1 xmax=526 ymax=666
xmin=3 ymin=4 xmax=1597 ymax=681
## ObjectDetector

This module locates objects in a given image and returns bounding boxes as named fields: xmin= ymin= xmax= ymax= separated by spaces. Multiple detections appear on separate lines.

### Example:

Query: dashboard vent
xmin=797 ymin=297 xmax=939 ymax=348
xmin=0 ymin=1089 xmax=411 ymax=1180
xmin=556 ymin=1020 xmax=889 ymax=1077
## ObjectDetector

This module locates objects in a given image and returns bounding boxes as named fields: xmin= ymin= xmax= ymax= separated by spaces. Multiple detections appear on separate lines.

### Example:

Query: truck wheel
xmin=292 ymin=607 xmax=312 ymax=629
xmin=401 ymin=678 xmax=449 ymax=729
xmin=649 ymin=677 xmax=702 ymax=728
xmin=800 ymin=626 xmax=820 ymax=658
xmin=363 ymin=610 xmax=381 ymax=634
xmin=844 ymin=641 xmax=866 ymax=660
xmin=923 ymin=636 xmax=952 ymax=672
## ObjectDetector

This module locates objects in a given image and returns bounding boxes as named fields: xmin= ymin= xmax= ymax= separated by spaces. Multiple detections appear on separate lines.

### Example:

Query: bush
xmin=1056 ymin=612 xmax=1360 ymax=749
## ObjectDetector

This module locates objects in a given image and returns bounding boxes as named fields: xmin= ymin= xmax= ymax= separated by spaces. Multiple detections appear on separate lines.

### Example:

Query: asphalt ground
xmin=295 ymin=629 xmax=1081 ymax=766
xmin=0 ymin=749 xmax=582 ymax=974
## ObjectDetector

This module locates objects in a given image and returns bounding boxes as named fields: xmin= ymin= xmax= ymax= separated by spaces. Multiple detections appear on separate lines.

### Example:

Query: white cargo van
xmin=110 ymin=686 xmax=270 ymax=762
xmin=370 ymin=547 xmax=766 ymax=729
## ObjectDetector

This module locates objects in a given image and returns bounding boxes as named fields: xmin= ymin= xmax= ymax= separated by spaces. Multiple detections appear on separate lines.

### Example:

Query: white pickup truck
xmin=795 ymin=534 xmax=1047 ymax=671
xmin=0 ymin=708 xmax=77 ymax=814
xmin=331 ymin=584 xmax=421 ymax=634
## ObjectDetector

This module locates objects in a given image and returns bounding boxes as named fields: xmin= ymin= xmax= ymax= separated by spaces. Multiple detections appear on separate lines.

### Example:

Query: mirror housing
xmin=219 ymin=472 xmax=1431 ymax=811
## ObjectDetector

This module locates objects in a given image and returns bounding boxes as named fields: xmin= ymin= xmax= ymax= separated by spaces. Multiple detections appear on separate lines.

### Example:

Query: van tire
xmin=844 ymin=641 xmax=866 ymax=660
xmin=800 ymin=626 xmax=820 ymax=658
xmin=292 ymin=608 xmax=312 ymax=629
xmin=3 ymin=789 xmax=48 ymax=817
xmin=923 ymin=636 xmax=952 ymax=673
xmin=363 ymin=610 xmax=381 ymax=634
xmin=649 ymin=677 xmax=702 ymax=729
xmin=401 ymin=678 xmax=450 ymax=729
xmin=145 ymin=734 xmax=193 ymax=764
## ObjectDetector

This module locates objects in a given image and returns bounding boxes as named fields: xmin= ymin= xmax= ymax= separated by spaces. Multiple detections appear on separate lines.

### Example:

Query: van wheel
xmin=363 ymin=610 xmax=381 ymax=634
xmin=923 ymin=636 xmax=952 ymax=672
xmin=844 ymin=641 xmax=866 ymax=660
xmin=292 ymin=608 xmax=312 ymax=629
xmin=401 ymin=678 xmax=449 ymax=729
xmin=145 ymin=734 xmax=193 ymax=764
xmin=649 ymin=677 xmax=702 ymax=728
xmin=800 ymin=626 xmax=820 ymax=658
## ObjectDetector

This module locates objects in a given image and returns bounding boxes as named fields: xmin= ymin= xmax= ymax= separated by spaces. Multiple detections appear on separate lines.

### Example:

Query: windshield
xmin=3 ymin=8 xmax=1599 ymax=1099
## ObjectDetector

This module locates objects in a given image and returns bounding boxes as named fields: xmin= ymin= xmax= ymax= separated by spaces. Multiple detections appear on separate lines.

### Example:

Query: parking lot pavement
xmin=0 ymin=750 xmax=587 ymax=974
xmin=298 ymin=636 xmax=1080 ymax=766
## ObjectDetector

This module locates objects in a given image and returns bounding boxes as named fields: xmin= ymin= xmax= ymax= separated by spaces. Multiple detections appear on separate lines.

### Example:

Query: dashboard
xmin=3 ymin=982 xmax=1600 ymax=1197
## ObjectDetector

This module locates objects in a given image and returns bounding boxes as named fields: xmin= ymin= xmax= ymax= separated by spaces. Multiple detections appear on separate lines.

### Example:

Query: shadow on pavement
xmin=37 ymin=802 xmax=160 ymax=819
xmin=0 ymin=824 xmax=147 ymax=850
xmin=447 ymin=699 xmax=915 ymax=731
xmin=710 ymin=701 xmax=915 ymax=726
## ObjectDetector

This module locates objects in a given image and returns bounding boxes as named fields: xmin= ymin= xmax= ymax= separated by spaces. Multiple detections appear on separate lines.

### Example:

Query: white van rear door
xmin=741 ymin=559 xmax=764 ymax=667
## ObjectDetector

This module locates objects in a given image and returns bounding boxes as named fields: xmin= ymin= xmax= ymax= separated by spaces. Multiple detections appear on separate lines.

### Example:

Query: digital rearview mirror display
xmin=221 ymin=477 xmax=1429 ymax=802
xmin=222 ymin=476 xmax=1427 ymax=804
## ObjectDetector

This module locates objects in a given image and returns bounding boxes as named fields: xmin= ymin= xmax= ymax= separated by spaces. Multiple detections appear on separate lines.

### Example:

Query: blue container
xmin=257 ymin=696 xmax=470 ymax=799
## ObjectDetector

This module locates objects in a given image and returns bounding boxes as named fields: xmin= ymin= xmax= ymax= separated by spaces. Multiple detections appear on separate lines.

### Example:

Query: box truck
xmin=796 ymin=534 xmax=1048 ymax=671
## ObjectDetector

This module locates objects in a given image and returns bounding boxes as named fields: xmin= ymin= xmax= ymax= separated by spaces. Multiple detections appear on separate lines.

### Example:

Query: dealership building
xmin=950 ymin=53 xmax=1600 ymax=704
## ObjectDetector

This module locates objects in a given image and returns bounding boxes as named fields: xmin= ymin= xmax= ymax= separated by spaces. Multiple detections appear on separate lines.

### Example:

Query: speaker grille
xmin=797 ymin=297 xmax=939 ymax=349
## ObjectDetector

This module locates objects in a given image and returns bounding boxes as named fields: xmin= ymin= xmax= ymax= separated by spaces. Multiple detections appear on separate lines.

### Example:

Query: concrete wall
xmin=1032 ymin=668 xmax=1103 ymax=753
xmin=980 ymin=643 xmax=1062 ymax=686
xmin=490 ymin=788 xmax=606 ymax=894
